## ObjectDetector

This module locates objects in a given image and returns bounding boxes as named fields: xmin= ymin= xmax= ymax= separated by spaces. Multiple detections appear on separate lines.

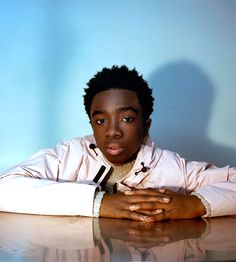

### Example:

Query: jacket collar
xmin=85 ymin=134 xmax=163 ymax=188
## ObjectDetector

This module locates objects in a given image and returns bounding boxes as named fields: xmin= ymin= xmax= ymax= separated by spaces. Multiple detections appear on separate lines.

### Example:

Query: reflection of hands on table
xmin=99 ymin=217 xmax=207 ymax=248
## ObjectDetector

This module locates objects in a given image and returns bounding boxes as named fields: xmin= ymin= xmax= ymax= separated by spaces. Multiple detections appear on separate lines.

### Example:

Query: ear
xmin=143 ymin=118 xmax=152 ymax=137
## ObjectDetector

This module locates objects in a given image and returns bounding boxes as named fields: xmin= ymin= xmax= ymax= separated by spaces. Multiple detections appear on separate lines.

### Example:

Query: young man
xmin=0 ymin=65 xmax=235 ymax=222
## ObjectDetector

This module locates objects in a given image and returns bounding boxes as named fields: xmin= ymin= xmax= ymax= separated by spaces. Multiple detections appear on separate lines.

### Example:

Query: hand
xmin=125 ymin=189 xmax=206 ymax=221
xmin=99 ymin=191 xmax=171 ymax=222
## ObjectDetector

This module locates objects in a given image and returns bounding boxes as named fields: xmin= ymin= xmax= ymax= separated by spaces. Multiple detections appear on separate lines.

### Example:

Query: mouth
xmin=106 ymin=144 xmax=124 ymax=156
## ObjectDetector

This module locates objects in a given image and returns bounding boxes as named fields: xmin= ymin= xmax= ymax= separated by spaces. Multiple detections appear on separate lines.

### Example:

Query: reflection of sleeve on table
xmin=200 ymin=217 xmax=236 ymax=249
xmin=0 ymin=213 xmax=96 ymax=254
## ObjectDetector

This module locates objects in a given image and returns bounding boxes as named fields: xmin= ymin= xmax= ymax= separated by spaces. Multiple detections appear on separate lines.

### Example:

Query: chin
xmin=105 ymin=156 xmax=126 ymax=165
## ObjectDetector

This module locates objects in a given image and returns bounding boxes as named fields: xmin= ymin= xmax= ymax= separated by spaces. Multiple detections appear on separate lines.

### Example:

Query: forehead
xmin=90 ymin=89 xmax=141 ymax=112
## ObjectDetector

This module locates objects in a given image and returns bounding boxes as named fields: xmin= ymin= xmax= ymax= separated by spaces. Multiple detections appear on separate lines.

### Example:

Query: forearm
xmin=0 ymin=176 xmax=97 ymax=216
xmin=188 ymin=167 xmax=236 ymax=217
xmin=193 ymin=183 xmax=236 ymax=217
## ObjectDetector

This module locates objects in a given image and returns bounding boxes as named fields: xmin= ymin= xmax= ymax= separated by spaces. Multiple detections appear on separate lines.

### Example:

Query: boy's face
xmin=90 ymin=89 xmax=149 ymax=165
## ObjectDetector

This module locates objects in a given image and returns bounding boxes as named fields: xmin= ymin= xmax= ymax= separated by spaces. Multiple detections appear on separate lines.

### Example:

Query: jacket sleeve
xmin=0 ymin=140 xmax=98 ymax=216
xmin=184 ymin=160 xmax=236 ymax=217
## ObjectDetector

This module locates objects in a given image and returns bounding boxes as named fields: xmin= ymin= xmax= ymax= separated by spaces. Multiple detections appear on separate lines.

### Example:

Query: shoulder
xmin=142 ymin=136 xmax=182 ymax=159
xmin=141 ymin=136 xmax=186 ymax=168
xmin=54 ymin=135 xmax=96 ymax=157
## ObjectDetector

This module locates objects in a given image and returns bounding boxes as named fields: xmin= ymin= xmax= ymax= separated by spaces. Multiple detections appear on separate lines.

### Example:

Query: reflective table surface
xmin=0 ymin=212 xmax=236 ymax=262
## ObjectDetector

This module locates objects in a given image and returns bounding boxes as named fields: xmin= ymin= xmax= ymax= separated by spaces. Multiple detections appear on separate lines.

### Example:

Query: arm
xmin=122 ymin=165 xmax=236 ymax=221
xmin=0 ymin=175 xmax=98 ymax=216
xmin=186 ymin=163 xmax=236 ymax=217
xmin=0 ymin=140 xmax=98 ymax=216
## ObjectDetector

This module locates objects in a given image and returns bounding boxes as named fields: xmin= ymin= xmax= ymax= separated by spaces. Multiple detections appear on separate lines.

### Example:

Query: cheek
xmin=91 ymin=124 xmax=101 ymax=134
xmin=127 ymin=127 xmax=145 ymax=146
xmin=131 ymin=124 xmax=145 ymax=137
xmin=92 ymin=127 xmax=105 ymax=145
xmin=91 ymin=125 xmax=98 ymax=136
xmin=92 ymin=128 xmax=101 ymax=138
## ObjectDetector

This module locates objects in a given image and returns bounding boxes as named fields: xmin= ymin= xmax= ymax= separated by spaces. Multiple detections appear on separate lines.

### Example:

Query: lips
xmin=106 ymin=144 xmax=124 ymax=156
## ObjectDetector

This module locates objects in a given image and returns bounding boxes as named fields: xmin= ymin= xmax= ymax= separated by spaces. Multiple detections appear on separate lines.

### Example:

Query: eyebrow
xmin=91 ymin=106 xmax=138 ymax=118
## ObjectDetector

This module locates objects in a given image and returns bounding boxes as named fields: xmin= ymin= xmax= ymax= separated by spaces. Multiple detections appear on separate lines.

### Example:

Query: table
xmin=0 ymin=212 xmax=236 ymax=261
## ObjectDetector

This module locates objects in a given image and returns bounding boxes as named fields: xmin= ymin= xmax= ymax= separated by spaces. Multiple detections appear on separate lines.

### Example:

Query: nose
xmin=105 ymin=120 xmax=122 ymax=138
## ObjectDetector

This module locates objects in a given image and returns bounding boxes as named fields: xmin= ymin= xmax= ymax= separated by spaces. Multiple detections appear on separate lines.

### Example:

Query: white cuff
xmin=191 ymin=192 xmax=212 ymax=217
xmin=93 ymin=191 xmax=106 ymax=217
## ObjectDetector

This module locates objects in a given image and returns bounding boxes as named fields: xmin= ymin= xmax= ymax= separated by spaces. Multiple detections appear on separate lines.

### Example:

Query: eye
xmin=122 ymin=116 xmax=135 ymax=123
xmin=95 ymin=118 xmax=107 ymax=125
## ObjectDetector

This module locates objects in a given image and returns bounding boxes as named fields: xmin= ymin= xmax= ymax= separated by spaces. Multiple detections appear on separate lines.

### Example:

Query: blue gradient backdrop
xmin=0 ymin=0 xmax=235 ymax=171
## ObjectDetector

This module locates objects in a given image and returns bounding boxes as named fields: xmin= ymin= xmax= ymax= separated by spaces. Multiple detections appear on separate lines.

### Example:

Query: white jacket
xmin=0 ymin=135 xmax=236 ymax=217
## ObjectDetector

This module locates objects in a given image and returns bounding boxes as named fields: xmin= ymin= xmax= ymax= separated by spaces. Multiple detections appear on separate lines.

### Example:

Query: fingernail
xmin=129 ymin=204 xmax=139 ymax=211
xmin=163 ymin=197 xmax=170 ymax=202
xmin=154 ymin=209 xmax=163 ymax=214
xmin=124 ymin=191 xmax=133 ymax=195
xmin=141 ymin=216 xmax=152 ymax=222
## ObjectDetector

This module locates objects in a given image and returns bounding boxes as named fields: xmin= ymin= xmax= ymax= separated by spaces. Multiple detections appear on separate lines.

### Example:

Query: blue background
xmin=0 ymin=0 xmax=235 ymax=172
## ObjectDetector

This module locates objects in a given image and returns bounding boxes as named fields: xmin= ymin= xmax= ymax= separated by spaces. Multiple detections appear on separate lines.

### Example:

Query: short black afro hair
xmin=83 ymin=65 xmax=154 ymax=122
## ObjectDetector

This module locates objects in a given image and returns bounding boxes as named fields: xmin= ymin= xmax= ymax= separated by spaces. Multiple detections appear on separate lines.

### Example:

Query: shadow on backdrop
xmin=149 ymin=61 xmax=236 ymax=167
